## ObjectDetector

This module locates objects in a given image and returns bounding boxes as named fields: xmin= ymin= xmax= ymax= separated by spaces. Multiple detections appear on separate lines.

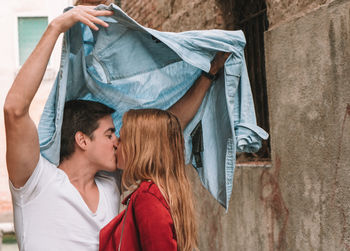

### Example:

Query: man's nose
xmin=113 ymin=136 xmax=119 ymax=149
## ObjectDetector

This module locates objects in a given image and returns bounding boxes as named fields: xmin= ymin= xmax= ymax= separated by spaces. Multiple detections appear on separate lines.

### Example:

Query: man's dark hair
xmin=60 ymin=100 xmax=115 ymax=163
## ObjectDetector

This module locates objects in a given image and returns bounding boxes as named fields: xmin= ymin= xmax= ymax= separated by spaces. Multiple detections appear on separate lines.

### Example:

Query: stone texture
xmin=265 ymin=0 xmax=350 ymax=249
xmin=122 ymin=0 xmax=226 ymax=31
xmin=121 ymin=0 xmax=350 ymax=250
xmin=187 ymin=165 xmax=271 ymax=251
xmin=265 ymin=0 xmax=331 ymax=28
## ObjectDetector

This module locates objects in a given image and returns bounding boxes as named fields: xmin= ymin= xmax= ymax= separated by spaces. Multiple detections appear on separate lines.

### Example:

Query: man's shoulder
xmin=40 ymin=154 xmax=58 ymax=168
xmin=9 ymin=154 xmax=60 ymax=204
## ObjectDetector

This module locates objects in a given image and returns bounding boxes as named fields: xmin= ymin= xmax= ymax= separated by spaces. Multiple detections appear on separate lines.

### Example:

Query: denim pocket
xmin=225 ymin=63 xmax=242 ymax=77
xmin=225 ymin=63 xmax=241 ymax=99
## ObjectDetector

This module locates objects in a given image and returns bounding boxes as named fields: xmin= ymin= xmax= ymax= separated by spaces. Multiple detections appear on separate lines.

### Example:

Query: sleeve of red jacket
xmin=133 ymin=191 xmax=177 ymax=251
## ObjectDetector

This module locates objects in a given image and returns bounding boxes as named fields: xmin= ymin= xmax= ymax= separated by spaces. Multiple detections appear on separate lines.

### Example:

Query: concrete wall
xmin=121 ymin=1 xmax=274 ymax=251
xmin=264 ymin=0 xmax=350 ymax=249
xmin=122 ymin=0 xmax=350 ymax=250
xmin=186 ymin=163 xmax=271 ymax=250
xmin=266 ymin=0 xmax=330 ymax=27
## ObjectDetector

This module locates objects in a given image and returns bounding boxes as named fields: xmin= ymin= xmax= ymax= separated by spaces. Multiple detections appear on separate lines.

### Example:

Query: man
xmin=4 ymin=5 xmax=228 ymax=251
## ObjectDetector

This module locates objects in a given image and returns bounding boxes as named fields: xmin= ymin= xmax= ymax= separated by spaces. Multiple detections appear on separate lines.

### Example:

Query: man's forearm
xmin=168 ymin=75 xmax=212 ymax=130
xmin=168 ymin=52 xmax=231 ymax=130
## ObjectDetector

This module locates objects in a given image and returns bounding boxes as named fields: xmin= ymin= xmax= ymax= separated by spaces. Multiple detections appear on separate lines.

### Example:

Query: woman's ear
xmin=75 ymin=131 xmax=89 ymax=150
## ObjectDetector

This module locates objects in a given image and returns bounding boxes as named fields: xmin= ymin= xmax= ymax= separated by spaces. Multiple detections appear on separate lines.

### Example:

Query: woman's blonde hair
xmin=120 ymin=109 xmax=198 ymax=251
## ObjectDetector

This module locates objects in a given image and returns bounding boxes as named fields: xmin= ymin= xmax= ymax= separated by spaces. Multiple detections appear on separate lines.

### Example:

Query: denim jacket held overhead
xmin=38 ymin=4 xmax=269 ymax=210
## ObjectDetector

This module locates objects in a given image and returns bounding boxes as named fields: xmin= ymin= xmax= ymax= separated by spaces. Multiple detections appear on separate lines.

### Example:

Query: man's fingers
xmin=79 ymin=15 xmax=99 ymax=30
xmin=88 ymin=10 xmax=114 ymax=17
xmin=79 ymin=6 xmax=113 ymax=28
xmin=223 ymin=52 xmax=231 ymax=60
xmin=50 ymin=6 xmax=113 ymax=34
xmin=90 ymin=15 xmax=110 ymax=28
xmin=209 ymin=51 xmax=232 ymax=74
xmin=215 ymin=51 xmax=231 ymax=59
xmin=95 ymin=10 xmax=114 ymax=16
xmin=77 ymin=6 xmax=114 ymax=16
xmin=81 ymin=11 xmax=110 ymax=28
xmin=213 ymin=51 xmax=231 ymax=65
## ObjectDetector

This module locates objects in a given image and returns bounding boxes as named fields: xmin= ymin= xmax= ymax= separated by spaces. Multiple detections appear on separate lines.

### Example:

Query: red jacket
xmin=99 ymin=181 xmax=177 ymax=251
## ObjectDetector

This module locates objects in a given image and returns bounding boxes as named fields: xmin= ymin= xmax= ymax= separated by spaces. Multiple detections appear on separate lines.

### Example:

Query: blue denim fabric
xmin=38 ymin=4 xmax=268 ymax=209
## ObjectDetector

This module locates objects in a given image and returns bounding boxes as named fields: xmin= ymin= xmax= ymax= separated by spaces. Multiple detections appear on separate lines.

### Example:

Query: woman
xmin=99 ymin=109 xmax=197 ymax=251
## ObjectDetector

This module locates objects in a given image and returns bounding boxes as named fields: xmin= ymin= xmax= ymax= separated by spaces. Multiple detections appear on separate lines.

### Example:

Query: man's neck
xmin=58 ymin=154 xmax=100 ymax=213
xmin=58 ymin=154 xmax=97 ymax=190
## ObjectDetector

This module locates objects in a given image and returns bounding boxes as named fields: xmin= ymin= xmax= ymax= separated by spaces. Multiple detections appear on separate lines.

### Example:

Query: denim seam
xmin=92 ymin=53 xmax=111 ymax=83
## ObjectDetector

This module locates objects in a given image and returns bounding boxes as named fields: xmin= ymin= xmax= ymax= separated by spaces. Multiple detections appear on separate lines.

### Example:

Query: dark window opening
xmin=234 ymin=0 xmax=271 ymax=161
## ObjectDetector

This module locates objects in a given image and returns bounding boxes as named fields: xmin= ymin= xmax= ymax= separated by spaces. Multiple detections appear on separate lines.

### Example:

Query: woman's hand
xmin=49 ymin=5 xmax=113 ymax=35
xmin=209 ymin=52 xmax=231 ymax=75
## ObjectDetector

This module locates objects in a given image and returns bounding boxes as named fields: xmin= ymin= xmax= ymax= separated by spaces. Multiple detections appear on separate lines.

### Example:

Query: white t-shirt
xmin=9 ymin=155 xmax=120 ymax=251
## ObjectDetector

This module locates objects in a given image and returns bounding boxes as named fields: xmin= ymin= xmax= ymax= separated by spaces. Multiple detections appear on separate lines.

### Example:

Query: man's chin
xmin=101 ymin=165 xmax=117 ymax=173
xmin=116 ymin=163 xmax=123 ymax=170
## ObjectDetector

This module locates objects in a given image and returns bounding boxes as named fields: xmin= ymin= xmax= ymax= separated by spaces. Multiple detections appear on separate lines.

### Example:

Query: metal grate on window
xmin=234 ymin=0 xmax=271 ymax=161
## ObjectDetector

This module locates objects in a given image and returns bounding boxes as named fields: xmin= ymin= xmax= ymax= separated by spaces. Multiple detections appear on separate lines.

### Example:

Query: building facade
xmin=121 ymin=0 xmax=350 ymax=250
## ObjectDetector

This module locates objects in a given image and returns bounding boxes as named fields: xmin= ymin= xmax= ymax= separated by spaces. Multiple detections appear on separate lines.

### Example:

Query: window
xmin=18 ymin=17 xmax=48 ymax=65
xmin=234 ymin=0 xmax=271 ymax=161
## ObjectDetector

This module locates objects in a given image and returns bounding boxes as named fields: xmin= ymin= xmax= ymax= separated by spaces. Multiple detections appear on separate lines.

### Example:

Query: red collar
xmin=121 ymin=180 xmax=154 ymax=205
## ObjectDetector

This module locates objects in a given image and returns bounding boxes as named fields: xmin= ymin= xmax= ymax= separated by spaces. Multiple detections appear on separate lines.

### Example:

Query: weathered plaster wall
xmin=121 ymin=0 xmax=350 ymax=250
xmin=265 ymin=0 xmax=332 ymax=27
xmin=186 ymin=165 xmax=270 ymax=250
xmin=265 ymin=0 xmax=350 ymax=249
xmin=121 ymin=1 xmax=273 ymax=250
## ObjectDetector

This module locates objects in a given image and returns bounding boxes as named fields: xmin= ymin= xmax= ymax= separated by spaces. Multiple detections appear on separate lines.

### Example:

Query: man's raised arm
xmin=168 ymin=52 xmax=230 ymax=130
xmin=3 ymin=6 xmax=113 ymax=188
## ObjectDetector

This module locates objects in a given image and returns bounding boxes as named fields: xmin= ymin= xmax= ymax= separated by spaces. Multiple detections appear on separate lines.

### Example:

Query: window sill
xmin=236 ymin=161 xmax=272 ymax=168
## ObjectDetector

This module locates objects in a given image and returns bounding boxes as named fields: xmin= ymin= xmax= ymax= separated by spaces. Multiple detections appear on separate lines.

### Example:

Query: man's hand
xmin=169 ymin=51 xmax=231 ymax=129
xmin=50 ymin=6 xmax=113 ymax=34
xmin=209 ymin=52 xmax=231 ymax=75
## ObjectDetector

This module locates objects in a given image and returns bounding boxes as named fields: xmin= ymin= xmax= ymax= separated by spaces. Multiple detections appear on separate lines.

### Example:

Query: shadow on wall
xmin=260 ymin=156 xmax=289 ymax=251
xmin=331 ymin=104 xmax=350 ymax=250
